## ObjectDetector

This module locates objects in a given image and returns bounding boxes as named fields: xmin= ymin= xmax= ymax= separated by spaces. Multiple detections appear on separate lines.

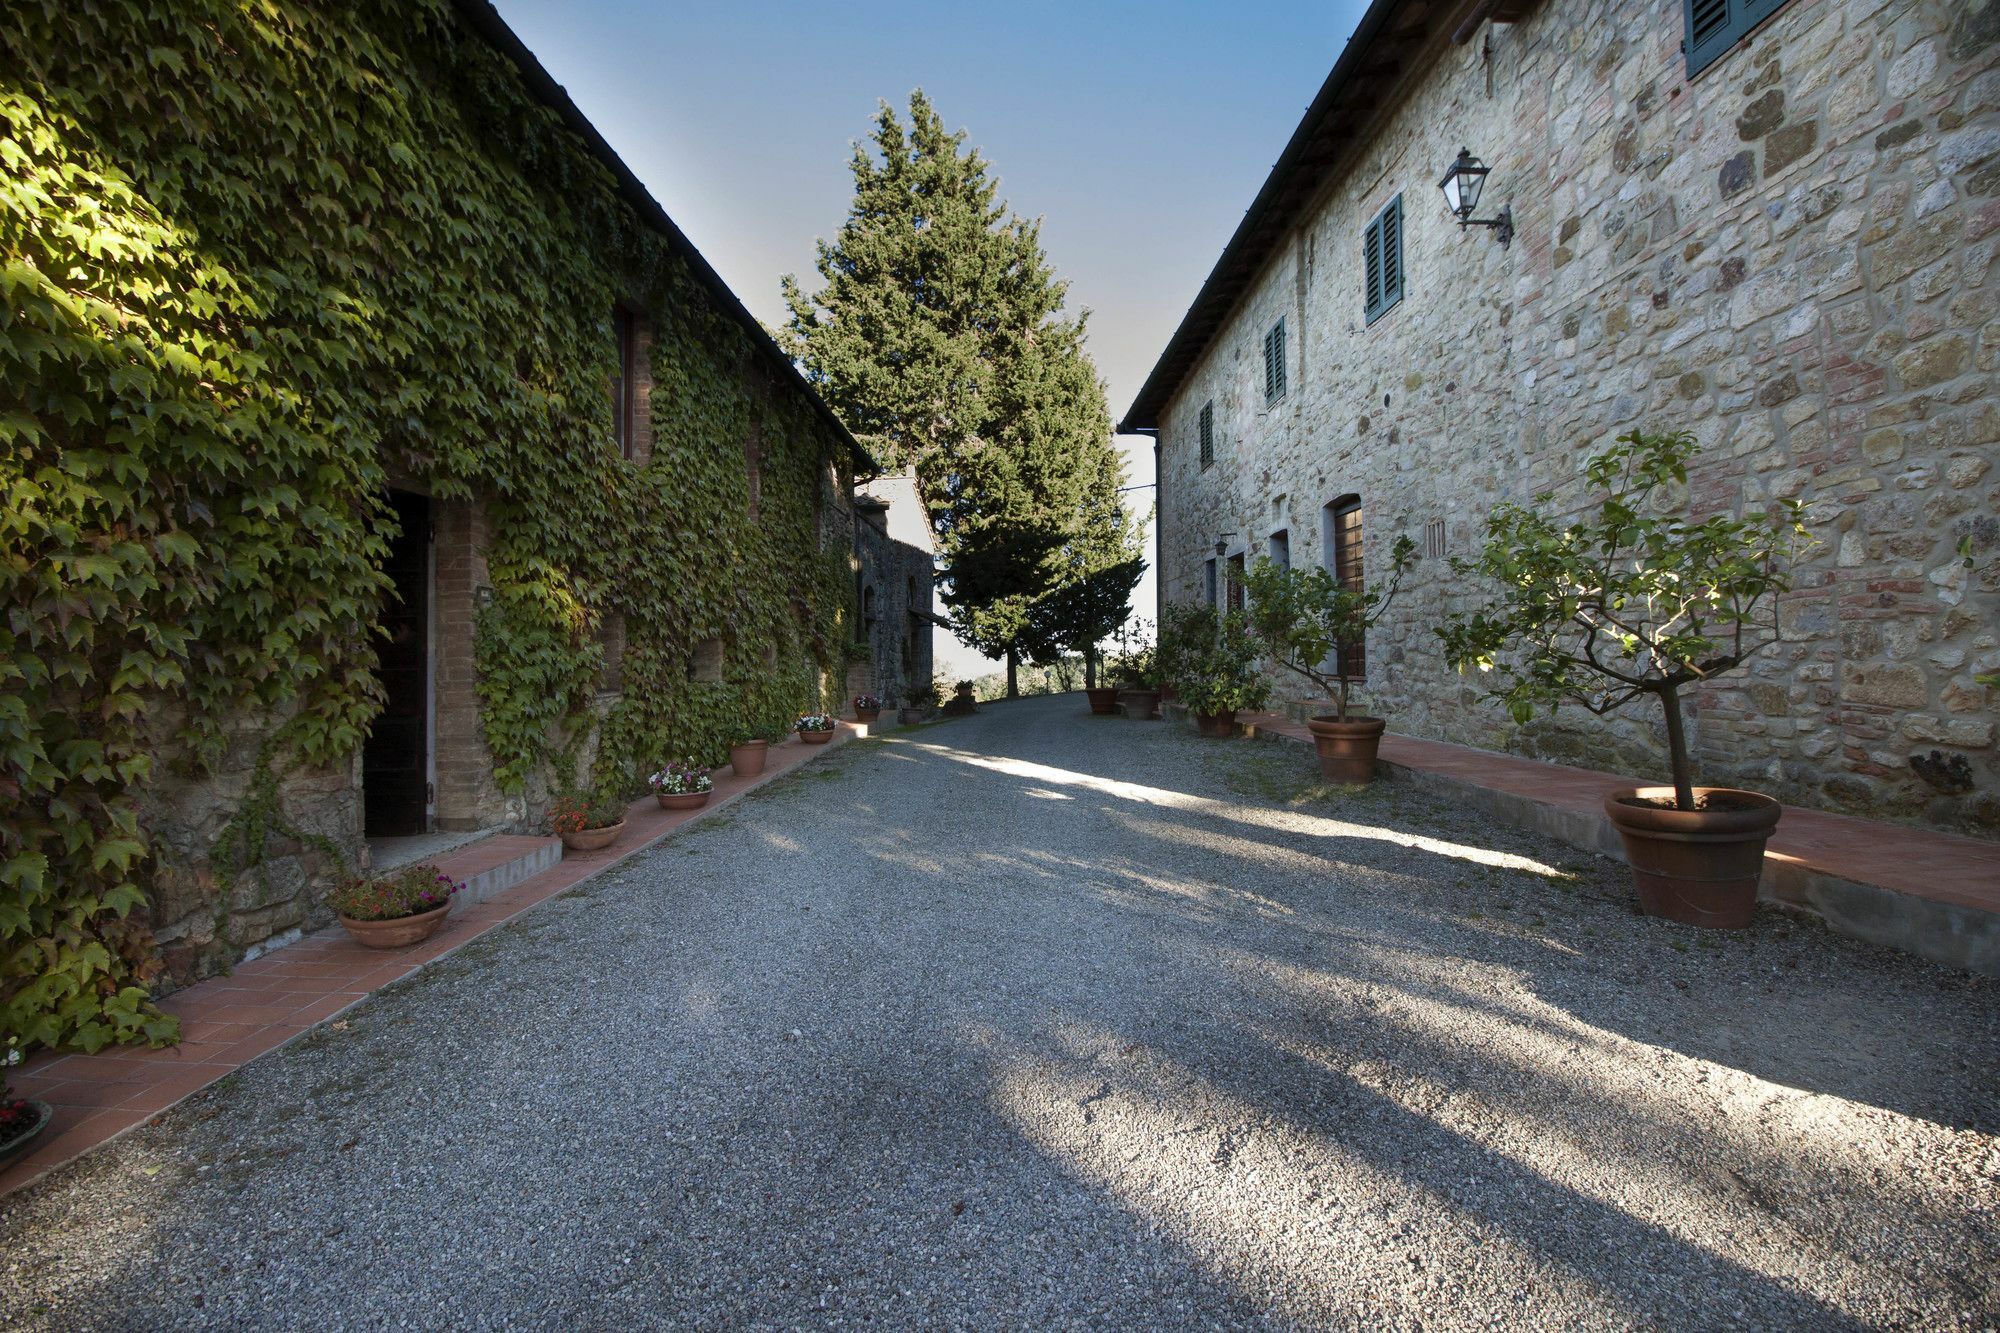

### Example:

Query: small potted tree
xmin=649 ymin=760 xmax=713 ymax=811
xmin=899 ymin=680 xmax=938 ymax=725
xmin=551 ymin=787 xmax=627 ymax=852
xmin=328 ymin=863 xmax=465 ymax=949
xmin=1161 ymin=602 xmax=1270 ymax=737
xmin=1438 ymin=428 xmax=1811 ymax=928
xmin=0 ymin=1038 xmax=51 ymax=1167
xmin=1244 ymin=538 xmax=1416 ymax=782
xmin=796 ymin=712 xmax=836 ymax=744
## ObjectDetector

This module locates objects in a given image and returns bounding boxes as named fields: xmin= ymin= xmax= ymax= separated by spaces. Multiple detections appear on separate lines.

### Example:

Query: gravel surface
xmin=3 ymin=695 xmax=1996 ymax=1330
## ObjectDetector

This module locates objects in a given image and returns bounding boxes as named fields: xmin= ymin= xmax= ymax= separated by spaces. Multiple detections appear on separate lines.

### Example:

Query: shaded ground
xmin=3 ymin=695 xmax=1996 ymax=1330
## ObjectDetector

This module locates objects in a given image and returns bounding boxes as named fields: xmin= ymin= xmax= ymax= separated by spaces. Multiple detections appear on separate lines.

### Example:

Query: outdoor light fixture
xmin=1213 ymin=534 xmax=1236 ymax=557
xmin=1438 ymin=147 xmax=1513 ymax=247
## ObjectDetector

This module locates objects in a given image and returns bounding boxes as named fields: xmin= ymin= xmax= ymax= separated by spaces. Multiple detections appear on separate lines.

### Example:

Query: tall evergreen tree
xmin=782 ymin=91 xmax=1141 ymax=695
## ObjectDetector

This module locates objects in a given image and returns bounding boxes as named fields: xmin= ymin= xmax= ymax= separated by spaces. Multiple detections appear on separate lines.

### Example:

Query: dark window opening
xmin=1269 ymin=528 xmax=1290 ymax=571
xmin=1226 ymin=553 xmax=1246 ymax=611
xmin=1323 ymin=497 xmax=1366 ymax=679
xmin=1203 ymin=557 xmax=1218 ymax=607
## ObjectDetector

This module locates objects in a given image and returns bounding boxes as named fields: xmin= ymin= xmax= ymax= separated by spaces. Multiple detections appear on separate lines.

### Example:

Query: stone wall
xmin=854 ymin=497 xmax=937 ymax=709
xmin=1157 ymin=0 xmax=1999 ymax=833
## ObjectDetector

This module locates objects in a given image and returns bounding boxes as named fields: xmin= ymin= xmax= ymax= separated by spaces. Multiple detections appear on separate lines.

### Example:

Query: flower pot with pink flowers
xmin=649 ymin=760 xmax=713 ymax=811
xmin=796 ymin=713 xmax=836 ymax=744
xmin=329 ymin=863 xmax=465 ymax=949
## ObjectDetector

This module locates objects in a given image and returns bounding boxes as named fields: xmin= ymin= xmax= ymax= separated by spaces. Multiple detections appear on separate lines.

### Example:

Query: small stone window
xmin=596 ymin=613 xmax=626 ymax=692
xmin=1425 ymin=516 xmax=1447 ymax=560
xmin=1203 ymin=557 xmax=1218 ymax=607
xmin=691 ymin=637 xmax=725 ymax=683
xmin=1269 ymin=528 xmax=1290 ymax=571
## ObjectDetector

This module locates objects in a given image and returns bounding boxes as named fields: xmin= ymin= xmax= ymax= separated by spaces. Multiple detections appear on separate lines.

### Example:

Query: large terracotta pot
xmin=1085 ymin=687 xmax=1119 ymax=715
xmin=1118 ymin=689 xmax=1160 ymax=719
xmin=0 ymin=1100 xmax=53 ymax=1166
xmin=897 ymin=706 xmax=926 ymax=725
xmin=1604 ymin=787 xmax=1781 ymax=928
xmin=730 ymin=740 xmax=769 ymax=777
xmin=656 ymin=790 xmax=710 ymax=812
xmin=560 ymin=820 xmax=625 ymax=853
xmin=854 ymin=707 xmax=881 ymax=724
xmin=798 ymin=727 xmax=835 ymax=745
xmin=338 ymin=901 xmax=451 ymax=950
xmin=1194 ymin=709 xmax=1237 ymax=738
xmin=1305 ymin=715 xmax=1385 ymax=783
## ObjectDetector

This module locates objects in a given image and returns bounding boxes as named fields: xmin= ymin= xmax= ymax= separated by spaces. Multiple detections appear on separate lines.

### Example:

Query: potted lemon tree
xmin=1438 ymin=428 xmax=1811 ymax=928
xmin=1243 ymin=537 xmax=1415 ymax=782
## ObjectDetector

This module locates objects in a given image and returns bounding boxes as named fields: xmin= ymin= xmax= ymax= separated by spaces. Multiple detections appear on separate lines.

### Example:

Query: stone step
xmin=428 ymin=834 xmax=564 ymax=905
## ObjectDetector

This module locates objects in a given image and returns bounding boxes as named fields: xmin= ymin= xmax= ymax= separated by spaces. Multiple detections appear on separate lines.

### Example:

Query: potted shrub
xmin=941 ymin=680 xmax=979 ymax=716
xmin=796 ymin=712 xmax=836 ymax=744
xmin=899 ymin=680 xmax=939 ymax=725
xmin=1243 ymin=537 xmax=1415 ymax=781
xmin=1161 ymin=602 xmax=1270 ymax=737
xmin=852 ymin=693 xmax=882 ymax=724
xmin=0 ymin=1038 xmax=51 ymax=1167
xmin=328 ymin=863 xmax=465 ymax=949
xmin=649 ymin=760 xmax=713 ymax=811
xmin=1107 ymin=621 xmax=1161 ymax=719
xmin=1438 ymin=428 xmax=1811 ymax=928
xmin=551 ymin=788 xmax=627 ymax=852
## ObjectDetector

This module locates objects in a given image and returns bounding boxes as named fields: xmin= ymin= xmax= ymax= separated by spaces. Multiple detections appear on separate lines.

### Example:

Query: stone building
xmin=851 ymin=474 xmax=940 ymax=711
xmin=1122 ymin=0 xmax=1999 ymax=834
xmin=6 ymin=0 xmax=886 ymax=1006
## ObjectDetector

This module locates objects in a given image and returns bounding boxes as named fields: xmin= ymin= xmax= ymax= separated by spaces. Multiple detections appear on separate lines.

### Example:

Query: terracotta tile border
xmin=0 ymin=723 xmax=867 ymax=1197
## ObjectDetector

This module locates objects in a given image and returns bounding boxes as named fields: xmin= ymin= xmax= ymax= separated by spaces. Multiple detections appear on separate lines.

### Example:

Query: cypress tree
xmin=782 ymin=91 xmax=1141 ymax=695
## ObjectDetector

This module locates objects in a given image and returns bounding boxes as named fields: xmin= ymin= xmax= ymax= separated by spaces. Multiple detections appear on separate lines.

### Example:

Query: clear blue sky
xmin=491 ymin=0 xmax=1371 ymax=672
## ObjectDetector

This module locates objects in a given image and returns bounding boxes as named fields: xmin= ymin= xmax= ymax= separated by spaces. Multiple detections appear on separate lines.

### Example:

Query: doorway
xmin=364 ymin=490 xmax=432 ymax=838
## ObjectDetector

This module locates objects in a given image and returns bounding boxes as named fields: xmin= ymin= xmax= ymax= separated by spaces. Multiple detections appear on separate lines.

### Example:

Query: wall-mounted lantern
xmin=1213 ymin=533 xmax=1236 ymax=557
xmin=1438 ymin=147 xmax=1513 ymax=247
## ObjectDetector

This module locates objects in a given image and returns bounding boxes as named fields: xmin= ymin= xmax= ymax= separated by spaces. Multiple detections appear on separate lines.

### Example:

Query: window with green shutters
xmin=1198 ymin=399 xmax=1215 ymax=470
xmin=1262 ymin=320 xmax=1286 ymax=404
xmin=1684 ymin=0 xmax=1793 ymax=76
xmin=1363 ymin=196 xmax=1403 ymax=326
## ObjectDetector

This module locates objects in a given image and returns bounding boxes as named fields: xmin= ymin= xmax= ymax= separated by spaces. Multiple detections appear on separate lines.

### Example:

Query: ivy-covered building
xmin=1 ymin=0 xmax=907 ymax=1043
xmin=1124 ymin=0 xmax=1998 ymax=836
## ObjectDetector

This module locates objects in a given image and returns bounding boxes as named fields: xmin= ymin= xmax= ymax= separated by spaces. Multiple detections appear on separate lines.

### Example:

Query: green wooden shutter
xmin=1363 ymin=217 xmax=1384 ymax=320
xmin=1685 ymin=0 xmax=1793 ymax=75
xmin=1198 ymin=400 xmax=1214 ymax=468
xmin=1380 ymin=196 xmax=1403 ymax=312
xmin=1263 ymin=321 xmax=1286 ymax=402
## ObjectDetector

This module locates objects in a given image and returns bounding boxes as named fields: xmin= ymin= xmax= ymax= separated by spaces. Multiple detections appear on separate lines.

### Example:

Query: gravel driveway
xmin=3 ymin=695 xmax=1996 ymax=1330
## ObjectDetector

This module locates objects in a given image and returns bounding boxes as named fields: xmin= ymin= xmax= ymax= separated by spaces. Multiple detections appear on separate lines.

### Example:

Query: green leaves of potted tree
xmin=1437 ymin=429 xmax=1811 ymax=928
xmin=1244 ymin=539 xmax=1415 ymax=782
xmin=1160 ymin=602 xmax=1270 ymax=737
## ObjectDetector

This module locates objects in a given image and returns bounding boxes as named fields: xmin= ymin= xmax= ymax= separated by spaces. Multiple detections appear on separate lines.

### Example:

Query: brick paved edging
xmin=0 ymin=723 xmax=872 ymax=1197
xmin=1191 ymin=706 xmax=2000 ymax=977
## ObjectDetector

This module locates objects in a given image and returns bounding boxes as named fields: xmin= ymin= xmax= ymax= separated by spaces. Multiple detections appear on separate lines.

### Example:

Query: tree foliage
xmin=1243 ymin=540 xmax=1416 ymax=721
xmin=782 ymin=91 xmax=1141 ymax=689
xmin=1437 ymin=429 xmax=1811 ymax=809
xmin=1159 ymin=603 xmax=1270 ymax=715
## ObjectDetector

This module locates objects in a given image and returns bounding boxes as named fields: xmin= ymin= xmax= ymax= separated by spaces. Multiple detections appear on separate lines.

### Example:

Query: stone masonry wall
xmin=855 ymin=503 xmax=937 ymax=710
xmin=1158 ymin=0 xmax=1999 ymax=833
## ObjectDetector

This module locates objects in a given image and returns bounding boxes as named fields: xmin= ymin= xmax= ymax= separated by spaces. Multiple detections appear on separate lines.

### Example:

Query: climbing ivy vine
xmin=0 ymin=1 xmax=852 ymax=1050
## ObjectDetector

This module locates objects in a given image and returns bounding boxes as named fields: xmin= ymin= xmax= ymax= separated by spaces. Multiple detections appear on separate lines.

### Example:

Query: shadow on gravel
xmin=892 ymin=727 xmax=2000 ymax=1137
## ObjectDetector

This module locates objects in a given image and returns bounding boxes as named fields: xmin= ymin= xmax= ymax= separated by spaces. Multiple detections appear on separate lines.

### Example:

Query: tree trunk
xmin=1658 ymin=681 xmax=1696 ymax=810
xmin=1085 ymin=649 xmax=1097 ymax=690
xmin=1005 ymin=646 xmax=1019 ymax=699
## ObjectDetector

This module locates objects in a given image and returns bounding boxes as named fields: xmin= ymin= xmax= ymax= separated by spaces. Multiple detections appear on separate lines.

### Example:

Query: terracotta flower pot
xmin=897 ymin=706 xmax=926 ymax=725
xmin=1194 ymin=709 xmax=1237 ymax=738
xmin=0 ymin=1100 xmax=53 ymax=1166
xmin=656 ymin=790 xmax=710 ymax=811
xmin=338 ymin=901 xmax=452 ymax=950
xmin=1604 ymin=787 xmax=1782 ymax=929
xmin=854 ymin=707 xmax=880 ymax=724
xmin=1085 ymin=687 xmax=1120 ymax=715
xmin=560 ymin=820 xmax=625 ymax=853
xmin=1305 ymin=715 xmax=1386 ymax=783
xmin=798 ymin=727 xmax=834 ymax=745
xmin=1118 ymin=689 xmax=1160 ymax=719
xmin=730 ymin=740 xmax=769 ymax=777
